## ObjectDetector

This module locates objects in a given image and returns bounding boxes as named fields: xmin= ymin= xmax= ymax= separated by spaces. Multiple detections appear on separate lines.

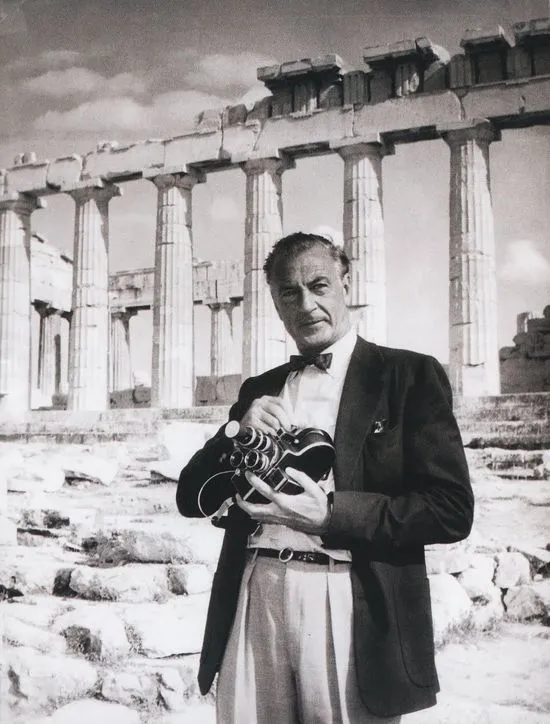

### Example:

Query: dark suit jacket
xmin=177 ymin=338 xmax=474 ymax=718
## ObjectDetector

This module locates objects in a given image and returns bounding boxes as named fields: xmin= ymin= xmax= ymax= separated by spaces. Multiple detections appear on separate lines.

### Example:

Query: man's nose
xmin=300 ymin=290 xmax=317 ymax=312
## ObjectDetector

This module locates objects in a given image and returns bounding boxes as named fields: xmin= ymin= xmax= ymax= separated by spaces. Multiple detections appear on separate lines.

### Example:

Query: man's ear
xmin=341 ymin=272 xmax=351 ymax=300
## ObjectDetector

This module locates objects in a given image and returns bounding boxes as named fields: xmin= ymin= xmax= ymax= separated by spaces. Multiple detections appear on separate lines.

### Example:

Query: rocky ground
xmin=0 ymin=424 xmax=549 ymax=724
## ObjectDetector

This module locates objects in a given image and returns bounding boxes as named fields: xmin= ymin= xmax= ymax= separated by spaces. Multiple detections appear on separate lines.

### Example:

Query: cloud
xmin=32 ymin=89 xmax=230 ymax=134
xmin=22 ymin=67 xmax=148 ymax=97
xmin=500 ymin=239 xmax=550 ymax=285
xmin=183 ymin=52 xmax=277 ymax=92
xmin=5 ymin=49 xmax=83 ymax=75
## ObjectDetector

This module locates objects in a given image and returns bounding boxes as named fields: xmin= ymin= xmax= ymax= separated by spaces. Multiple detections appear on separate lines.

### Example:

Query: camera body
xmin=224 ymin=421 xmax=335 ymax=504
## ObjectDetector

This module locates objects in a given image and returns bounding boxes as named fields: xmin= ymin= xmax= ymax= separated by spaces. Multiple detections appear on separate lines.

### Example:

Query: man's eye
xmin=312 ymin=283 xmax=328 ymax=292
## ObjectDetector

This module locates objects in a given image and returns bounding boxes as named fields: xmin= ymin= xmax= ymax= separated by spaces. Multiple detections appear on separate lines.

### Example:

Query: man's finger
xmin=285 ymin=466 xmax=318 ymax=492
xmin=245 ymin=471 xmax=275 ymax=499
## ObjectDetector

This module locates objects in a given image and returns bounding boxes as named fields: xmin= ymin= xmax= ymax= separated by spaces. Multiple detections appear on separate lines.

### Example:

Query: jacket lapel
xmin=333 ymin=338 xmax=386 ymax=491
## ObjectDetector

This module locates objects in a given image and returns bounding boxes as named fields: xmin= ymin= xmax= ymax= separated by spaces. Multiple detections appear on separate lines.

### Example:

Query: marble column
xmin=57 ymin=312 xmax=71 ymax=395
xmin=0 ymin=192 xmax=42 ymax=412
xmin=110 ymin=309 xmax=135 ymax=392
xmin=209 ymin=302 xmax=235 ymax=376
xmin=241 ymin=156 xmax=291 ymax=377
xmin=150 ymin=171 xmax=204 ymax=408
xmin=332 ymin=136 xmax=394 ymax=344
xmin=67 ymin=182 xmax=121 ymax=410
xmin=442 ymin=120 xmax=500 ymax=396
xmin=37 ymin=304 xmax=59 ymax=399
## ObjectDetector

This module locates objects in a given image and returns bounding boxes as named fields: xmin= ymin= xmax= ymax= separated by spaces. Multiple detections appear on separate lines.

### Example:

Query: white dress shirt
xmin=248 ymin=328 xmax=357 ymax=560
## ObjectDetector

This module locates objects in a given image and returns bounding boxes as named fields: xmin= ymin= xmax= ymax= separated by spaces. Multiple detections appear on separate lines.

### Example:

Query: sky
xmin=1 ymin=0 xmax=549 ymax=379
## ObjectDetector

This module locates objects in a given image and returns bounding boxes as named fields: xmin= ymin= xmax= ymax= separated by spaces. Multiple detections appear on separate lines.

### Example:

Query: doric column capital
xmin=151 ymin=169 xmax=206 ymax=191
xmin=240 ymin=154 xmax=295 ymax=176
xmin=0 ymin=192 xmax=44 ymax=215
xmin=439 ymin=119 xmax=501 ymax=147
xmin=330 ymin=135 xmax=395 ymax=159
xmin=111 ymin=307 xmax=137 ymax=322
xmin=67 ymin=179 xmax=122 ymax=204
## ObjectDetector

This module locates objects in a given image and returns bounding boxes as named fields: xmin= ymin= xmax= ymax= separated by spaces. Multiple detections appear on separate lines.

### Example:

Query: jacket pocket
xmin=394 ymin=575 xmax=437 ymax=687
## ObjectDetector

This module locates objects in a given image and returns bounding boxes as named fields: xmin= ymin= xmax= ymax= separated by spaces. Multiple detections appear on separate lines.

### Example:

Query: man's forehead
xmin=271 ymin=246 xmax=338 ymax=283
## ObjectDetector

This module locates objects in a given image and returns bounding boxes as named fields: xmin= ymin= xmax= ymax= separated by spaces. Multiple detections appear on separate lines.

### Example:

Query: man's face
xmin=269 ymin=244 xmax=351 ymax=354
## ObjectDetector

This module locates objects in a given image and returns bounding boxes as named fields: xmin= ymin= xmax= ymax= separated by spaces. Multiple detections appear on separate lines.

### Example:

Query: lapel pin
xmin=372 ymin=419 xmax=387 ymax=435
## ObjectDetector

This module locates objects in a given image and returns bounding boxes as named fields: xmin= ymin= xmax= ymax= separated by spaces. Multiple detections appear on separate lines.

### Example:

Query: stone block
xmin=223 ymin=104 xmax=248 ymax=126
xmin=46 ymin=154 xmax=83 ymax=190
xmin=423 ymin=60 xmax=449 ymax=92
xmin=246 ymin=95 xmax=272 ymax=121
xmin=507 ymin=45 xmax=533 ymax=79
xmin=120 ymin=595 xmax=209 ymax=656
xmin=343 ymin=71 xmax=369 ymax=105
xmin=6 ymin=646 xmax=97 ymax=707
xmin=82 ymin=141 xmax=165 ymax=181
xmin=449 ymin=53 xmax=474 ymax=88
xmin=473 ymin=49 xmax=507 ymax=83
xmin=257 ymin=63 xmax=280 ymax=83
xmin=3 ymin=614 xmax=67 ymax=654
xmin=194 ymin=108 xmax=223 ymax=133
xmin=68 ymin=564 xmax=169 ymax=602
xmin=318 ymin=80 xmax=342 ymax=109
xmin=5 ymin=161 xmax=49 ymax=194
xmin=395 ymin=61 xmax=421 ymax=96
xmin=162 ymin=131 xmax=222 ymax=169
xmin=101 ymin=670 xmax=157 ymax=706
xmin=532 ymin=43 xmax=550 ymax=75
xmin=293 ymin=79 xmax=318 ymax=113
xmin=0 ymin=515 xmax=17 ymax=545
xmin=428 ymin=573 xmax=473 ymax=646
xmin=271 ymin=86 xmax=293 ymax=117
xmin=167 ymin=564 xmax=213 ymax=595
xmin=157 ymin=668 xmax=187 ymax=711
xmin=255 ymin=106 xmax=353 ymax=156
xmin=280 ymin=58 xmax=312 ymax=77
xmin=494 ymin=551 xmax=531 ymax=588
xmin=53 ymin=607 xmax=130 ymax=661
xmin=221 ymin=123 xmax=261 ymax=162
xmin=368 ymin=68 xmax=393 ymax=103
xmin=461 ymin=77 xmax=550 ymax=125
xmin=504 ymin=585 xmax=546 ymax=621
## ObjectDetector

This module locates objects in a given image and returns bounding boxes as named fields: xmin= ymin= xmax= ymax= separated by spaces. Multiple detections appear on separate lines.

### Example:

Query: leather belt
xmin=253 ymin=547 xmax=349 ymax=565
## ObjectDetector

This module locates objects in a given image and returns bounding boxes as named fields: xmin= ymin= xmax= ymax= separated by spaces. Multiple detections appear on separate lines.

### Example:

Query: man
xmin=177 ymin=232 xmax=474 ymax=723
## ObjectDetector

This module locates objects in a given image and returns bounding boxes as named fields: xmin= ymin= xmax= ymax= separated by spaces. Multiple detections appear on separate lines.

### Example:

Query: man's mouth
xmin=301 ymin=319 xmax=324 ymax=328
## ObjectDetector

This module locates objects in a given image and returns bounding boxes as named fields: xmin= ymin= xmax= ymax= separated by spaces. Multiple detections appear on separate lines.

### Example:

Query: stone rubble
xmin=0 ymin=435 xmax=548 ymax=723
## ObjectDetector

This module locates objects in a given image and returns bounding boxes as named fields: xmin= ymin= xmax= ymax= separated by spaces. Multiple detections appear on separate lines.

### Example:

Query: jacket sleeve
xmin=327 ymin=356 xmax=474 ymax=548
xmin=176 ymin=377 xmax=255 ymax=518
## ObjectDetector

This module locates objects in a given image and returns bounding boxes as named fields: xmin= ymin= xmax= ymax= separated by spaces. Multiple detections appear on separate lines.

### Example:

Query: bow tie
xmin=289 ymin=352 xmax=333 ymax=372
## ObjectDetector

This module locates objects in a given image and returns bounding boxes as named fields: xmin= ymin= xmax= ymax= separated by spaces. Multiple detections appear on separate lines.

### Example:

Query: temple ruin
xmin=1 ymin=18 xmax=550 ymax=412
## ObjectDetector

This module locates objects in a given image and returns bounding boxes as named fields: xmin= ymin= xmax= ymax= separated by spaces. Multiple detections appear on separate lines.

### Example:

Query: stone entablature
xmin=109 ymin=260 xmax=244 ymax=311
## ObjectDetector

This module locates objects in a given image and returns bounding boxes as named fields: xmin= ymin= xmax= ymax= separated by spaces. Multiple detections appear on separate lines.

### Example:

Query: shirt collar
xmin=321 ymin=327 xmax=357 ymax=379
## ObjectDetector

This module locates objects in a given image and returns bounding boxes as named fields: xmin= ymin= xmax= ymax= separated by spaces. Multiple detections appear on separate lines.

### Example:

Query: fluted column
xmin=150 ymin=171 xmax=204 ymax=408
xmin=209 ymin=302 xmax=236 ymax=376
xmin=110 ymin=309 xmax=135 ymax=392
xmin=58 ymin=312 xmax=70 ymax=394
xmin=67 ymin=182 xmax=121 ymax=410
xmin=37 ymin=304 xmax=59 ymax=399
xmin=241 ymin=156 xmax=292 ymax=377
xmin=442 ymin=120 xmax=500 ymax=396
xmin=0 ymin=193 xmax=42 ymax=412
xmin=332 ymin=136 xmax=394 ymax=344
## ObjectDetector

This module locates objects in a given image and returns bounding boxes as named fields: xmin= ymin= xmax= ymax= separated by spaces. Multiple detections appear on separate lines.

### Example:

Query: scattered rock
xmin=456 ymin=555 xmax=497 ymax=602
xmin=0 ymin=515 xmax=17 ymax=545
xmin=62 ymin=453 xmax=118 ymax=486
xmin=6 ymin=460 xmax=65 ymax=493
xmin=425 ymin=540 xmax=472 ymax=575
xmin=7 ymin=646 xmax=97 ymax=707
xmin=68 ymin=564 xmax=169 ymax=603
xmin=494 ymin=551 xmax=532 ymax=588
xmin=101 ymin=670 xmax=157 ymax=706
xmin=167 ymin=564 xmax=213 ymax=595
xmin=157 ymin=667 xmax=186 ymax=711
xmin=504 ymin=585 xmax=547 ymax=622
xmin=3 ymin=614 xmax=67 ymax=654
xmin=120 ymin=595 xmax=208 ymax=657
xmin=428 ymin=573 xmax=473 ymax=646
xmin=53 ymin=606 xmax=130 ymax=661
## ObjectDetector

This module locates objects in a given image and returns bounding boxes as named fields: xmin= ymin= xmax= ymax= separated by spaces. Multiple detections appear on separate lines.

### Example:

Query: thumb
xmin=285 ymin=466 xmax=316 ymax=490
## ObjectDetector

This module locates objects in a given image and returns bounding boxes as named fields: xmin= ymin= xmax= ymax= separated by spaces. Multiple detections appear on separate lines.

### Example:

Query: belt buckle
xmin=279 ymin=547 xmax=294 ymax=563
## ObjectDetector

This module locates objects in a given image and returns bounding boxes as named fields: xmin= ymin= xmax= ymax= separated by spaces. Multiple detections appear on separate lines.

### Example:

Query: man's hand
xmin=239 ymin=395 xmax=294 ymax=436
xmin=236 ymin=467 xmax=331 ymax=534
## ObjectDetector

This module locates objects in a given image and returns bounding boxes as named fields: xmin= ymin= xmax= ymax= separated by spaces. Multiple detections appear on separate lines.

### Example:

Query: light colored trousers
xmin=216 ymin=553 xmax=402 ymax=724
